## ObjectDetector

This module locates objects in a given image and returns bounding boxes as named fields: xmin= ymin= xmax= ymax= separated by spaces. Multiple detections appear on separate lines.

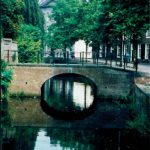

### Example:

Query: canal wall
xmin=134 ymin=78 xmax=150 ymax=118
xmin=8 ymin=64 xmax=134 ymax=99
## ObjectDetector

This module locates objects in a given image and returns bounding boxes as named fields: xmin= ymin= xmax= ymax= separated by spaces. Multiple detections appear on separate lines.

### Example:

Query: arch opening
xmin=41 ymin=73 xmax=97 ymax=120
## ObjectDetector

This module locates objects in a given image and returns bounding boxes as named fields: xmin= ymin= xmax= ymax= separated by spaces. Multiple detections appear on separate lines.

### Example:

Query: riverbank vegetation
xmin=1 ymin=60 xmax=13 ymax=126
xmin=108 ymin=87 xmax=149 ymax=135
xmin=122 ymin=87 xmax=150 ymax=135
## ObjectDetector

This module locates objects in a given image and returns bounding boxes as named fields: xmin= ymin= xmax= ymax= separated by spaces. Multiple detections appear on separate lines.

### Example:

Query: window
xmin=146 ymin=30 xmax=150 ymax=37
xmin=4 ymin=40 xmax=11 ymax=45
xmin=138 ymin=44 xmax=141 ymax=59
xmin=146 ymin=44 xmax=150 ymax=59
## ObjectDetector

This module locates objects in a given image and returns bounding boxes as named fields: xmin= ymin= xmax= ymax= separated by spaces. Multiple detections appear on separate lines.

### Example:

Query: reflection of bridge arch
xmin=9 ymin=64 xmax=133 ymax=99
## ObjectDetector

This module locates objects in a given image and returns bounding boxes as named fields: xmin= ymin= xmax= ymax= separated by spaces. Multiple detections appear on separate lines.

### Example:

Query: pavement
xmin=95 ymin=59 xmax=150 ymax=74
xmin=137 ymin=63 xmax=150 ymax=74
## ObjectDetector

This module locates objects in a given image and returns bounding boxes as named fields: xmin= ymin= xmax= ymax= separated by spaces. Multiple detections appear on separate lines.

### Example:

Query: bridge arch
xmin=42 ymin=73 xmax=97 ymax=90
xmin=41 ymin=69 xmax=100 ymax=90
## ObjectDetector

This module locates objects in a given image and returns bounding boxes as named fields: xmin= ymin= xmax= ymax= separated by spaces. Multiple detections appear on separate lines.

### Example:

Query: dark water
xmin=2 ymin=127 xmax=150 ymax=150
xmin=2 ymin=74 xmax=150 ymax=149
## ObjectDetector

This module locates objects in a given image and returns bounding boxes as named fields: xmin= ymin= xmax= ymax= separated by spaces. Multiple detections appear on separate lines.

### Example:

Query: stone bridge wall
xmin=8 ymin=64 xmax=134 ymax=99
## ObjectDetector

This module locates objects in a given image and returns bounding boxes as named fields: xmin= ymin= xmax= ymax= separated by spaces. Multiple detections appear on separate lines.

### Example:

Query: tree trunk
xmin=106 ymin=44 xmax=110 ymax=65
xmin=120 ymin=35 xmax=123 ymax=67
xmin=132 ymin=34 xmax=138 ymax=72
xmin=85 ymin=42 xmax=88 ymax=63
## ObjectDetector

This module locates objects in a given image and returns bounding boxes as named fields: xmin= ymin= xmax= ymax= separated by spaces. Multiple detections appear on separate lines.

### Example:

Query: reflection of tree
xmin=47 ymin=128 xmax=148 ymax=150
xmin=2 ymin=127 xmax=38 ymax=150
xmin=1 ymin=98 xmax=11 ymax=127
xmin=46 ymin=128 xmax=95 ymax=150
xmin=15 ymin=127 xmax=38 ymax=150
xmin=46 ymin=128 xmax=130 ymax=150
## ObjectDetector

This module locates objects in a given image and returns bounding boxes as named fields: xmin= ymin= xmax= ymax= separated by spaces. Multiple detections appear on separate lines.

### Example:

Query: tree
xmin=47 ymin=0 xmax=80 ymax=52
xmin=1 ymin=60 xmax=13 ymax=126
xmin=109 ymin=0 xmax=150 ymax=69
xmin=23 ymin=0 xmax=44 ymax=32
xmin=23 ymin=0 xmax=45 ymax=49
xmin=0 ymin=0 xmax=24 ymax=39
xmin=17 ymin=24 xmax=42 ymax=62
xmin=15 ymin=0 xmax=45 ymax=62
xmin=1 ymin=60 xmax=13 ymax=98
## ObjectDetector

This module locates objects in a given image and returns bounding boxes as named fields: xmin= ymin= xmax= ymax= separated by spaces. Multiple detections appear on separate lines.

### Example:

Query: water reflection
xmin=41 ymin=74 xmax=96 ymax=120
xmin=2 ymin=127 xmax=150 ymax=150
xmin=34 ymin=129 xmax=62 ymax=150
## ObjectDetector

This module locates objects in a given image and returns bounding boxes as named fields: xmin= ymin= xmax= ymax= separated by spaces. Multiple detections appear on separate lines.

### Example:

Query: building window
xmin=138 ymin=44 xmax=141 ymax=59
xmin=145 ymin=44 xmax=150 ymax=59
xmin=146 ymin=30 xmax=150 ymax=37
xmin=124 ymin=44 xmax=128 ymax=54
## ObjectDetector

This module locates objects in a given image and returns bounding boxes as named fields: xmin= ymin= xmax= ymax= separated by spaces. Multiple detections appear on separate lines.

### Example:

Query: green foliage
xmin=127 ymin=111 xmax=150 ymax=135
xmin=10 ymin=91 xmax=26 ymax=100
xmin=76 ymin=0 xmax=102 ymax=44
xmin=124 ymin=87 xmax=150 ymax=135
xmin=23 ymin=0 xmax=45 ymax=49
xmin=13 ymin=0 xmax=45 ymax=60
xmin=109 ymin=0 xmax=150 ymax=39
xmin=1 ymin=60 xmax=13 ymax=98
xmin=23 ymin=0 xmax=45 ymax=32
xmin=1 ymin=0 xmax=24 ymax=39
xmin=1 ymin=60 xmax=13 ymax=126
xmin=17 ymin=24 xmax=42 ymax=62
xmin=47 ymin=0 xmax=80 ymax=51
xmin=1 ymin=98 xmax=11 ymax=126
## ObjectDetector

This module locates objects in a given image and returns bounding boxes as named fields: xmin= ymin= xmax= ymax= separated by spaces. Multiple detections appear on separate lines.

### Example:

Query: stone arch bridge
xmin=8 ymin=64 xmax=134 ymax=99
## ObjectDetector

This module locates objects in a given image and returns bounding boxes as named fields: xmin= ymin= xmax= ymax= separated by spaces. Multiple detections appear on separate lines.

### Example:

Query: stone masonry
xmin=8 ymin=64 xmax=134 ymax=99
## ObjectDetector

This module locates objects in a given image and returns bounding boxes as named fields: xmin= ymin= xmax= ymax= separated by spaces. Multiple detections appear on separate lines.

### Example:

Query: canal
xmin=2 ymin=74 xmax=150 ymax=150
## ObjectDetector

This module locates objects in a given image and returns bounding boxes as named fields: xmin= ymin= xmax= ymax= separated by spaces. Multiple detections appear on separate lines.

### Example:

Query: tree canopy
xmin=47 ymin=0 xmax=80 ymax=51
xmin=17 ymin=24 xmax=42 ymax=62
xmin=23 ymin=0 xmax=45 ymax=33
xmin=15 ymin=0 xmax=45 ymax=62
xmin=46 ymin=0 xmax=150 ymax=54
xmin=1 ymin=0 xmax=24 ymax=39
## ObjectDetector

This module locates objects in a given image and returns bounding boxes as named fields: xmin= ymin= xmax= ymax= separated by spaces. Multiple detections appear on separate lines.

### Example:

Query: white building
xmin=1 ymin=38 xmax=18 ymax=63
xmin=74 ymin=40 xmax=92 ymax=58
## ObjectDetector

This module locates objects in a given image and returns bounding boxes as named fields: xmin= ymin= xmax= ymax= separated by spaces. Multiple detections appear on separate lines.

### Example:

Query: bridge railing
xmin=3 ymin=50 xmax=136 ymax=71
